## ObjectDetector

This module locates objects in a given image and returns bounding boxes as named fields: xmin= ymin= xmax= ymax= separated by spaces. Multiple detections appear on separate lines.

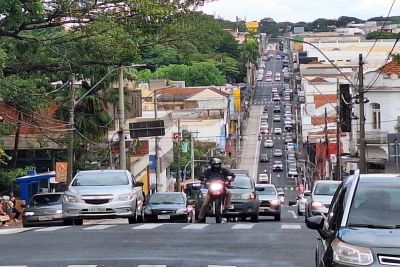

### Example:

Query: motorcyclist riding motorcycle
xmin=196 ymin=158 xmax=235 ymax=223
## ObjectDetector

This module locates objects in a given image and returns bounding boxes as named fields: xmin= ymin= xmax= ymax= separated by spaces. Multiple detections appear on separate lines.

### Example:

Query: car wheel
xmin=274 ymin=214 xmax=281 ymax=221
xmin=128 ymin=210 xmax=138 ymax=224
xmin=63 ymin=219 xmax=73 ymax=226
xmin=297 ymin=207 xmax=303 ymax=216
xmin=73 ymin=219 xmax=83 ymax=225
xmin=250 ymin=214 xmax=259 ymax=223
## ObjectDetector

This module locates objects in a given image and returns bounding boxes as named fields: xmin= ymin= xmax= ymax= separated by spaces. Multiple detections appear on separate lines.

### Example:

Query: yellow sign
xmin=246 ymin=21 xmax=259 ymax=32
xmin=233 ymin=88 xmax=241 ymax=112
xmin=55 ymin=162 xmax=68 ymax=183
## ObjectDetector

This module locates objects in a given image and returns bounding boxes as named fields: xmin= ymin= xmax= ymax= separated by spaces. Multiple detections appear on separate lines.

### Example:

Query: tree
xmin=367 ymin=31 xmax=398 ymax=39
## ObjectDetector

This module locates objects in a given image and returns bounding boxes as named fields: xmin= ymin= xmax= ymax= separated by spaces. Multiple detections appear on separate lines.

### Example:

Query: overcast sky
xmin=199 ymin=0 xmax=400 ymax=23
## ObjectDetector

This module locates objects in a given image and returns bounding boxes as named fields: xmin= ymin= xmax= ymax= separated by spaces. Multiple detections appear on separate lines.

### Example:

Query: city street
xmin=0 ymin=205 xmax=315 ymax=267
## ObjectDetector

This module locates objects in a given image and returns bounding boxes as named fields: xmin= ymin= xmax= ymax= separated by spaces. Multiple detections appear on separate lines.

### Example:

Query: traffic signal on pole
xmin=340 ymin=84 xmax=352 ymax=132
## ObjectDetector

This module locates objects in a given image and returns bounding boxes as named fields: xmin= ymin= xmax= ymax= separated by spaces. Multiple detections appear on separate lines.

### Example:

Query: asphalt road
xmin=254 ymin=50 xmax=298 ymax=202
xmin=0 ymin=204 xmax=316 ymax=267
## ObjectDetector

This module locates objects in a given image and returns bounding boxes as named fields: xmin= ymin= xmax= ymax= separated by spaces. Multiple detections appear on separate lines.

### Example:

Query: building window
xmin=371 ymin=103 xmax=381 ymax=130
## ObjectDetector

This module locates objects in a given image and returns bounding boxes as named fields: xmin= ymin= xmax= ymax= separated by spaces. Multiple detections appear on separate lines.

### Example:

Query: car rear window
xmin=149 ymin=194 xmax=185 ymax=204
xmin=30 ymin=194 xmax=62 ymax=206
xmin=72 ymin=172 xmax=129 ymax=186
xmin=348 ymin=179 xmax=400 ymax=227
xmin=258 ymin=187 xmax=277 ymax=195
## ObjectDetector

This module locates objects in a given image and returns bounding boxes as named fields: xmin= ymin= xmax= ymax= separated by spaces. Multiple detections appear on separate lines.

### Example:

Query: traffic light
xmin=340 ymin=84 xmax=352 ymax=132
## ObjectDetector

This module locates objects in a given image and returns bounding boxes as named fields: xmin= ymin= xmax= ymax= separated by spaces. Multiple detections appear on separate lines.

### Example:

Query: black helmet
xmin=210 ymin=158 xmax=222 ymax=171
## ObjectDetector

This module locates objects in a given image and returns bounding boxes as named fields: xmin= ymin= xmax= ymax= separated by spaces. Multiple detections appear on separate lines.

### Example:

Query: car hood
xmin=147 ymin=204 xmax=184 ymax=210
xmin=312 ymin=195 xmax=333 ymax=205
xmin=66 ymin=185 xmax=132 ymax=196
xmin=26 ymin=204 xmax=62 ymax=212
xmin=339 ymin=228 xmax=400 ymax=248
xmin=258 ymin=195 xmax=278 ymax=201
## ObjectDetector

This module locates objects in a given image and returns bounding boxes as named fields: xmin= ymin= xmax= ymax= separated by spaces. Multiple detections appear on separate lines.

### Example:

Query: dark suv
xmin=306 ymin=171 xmax=400 ymax=267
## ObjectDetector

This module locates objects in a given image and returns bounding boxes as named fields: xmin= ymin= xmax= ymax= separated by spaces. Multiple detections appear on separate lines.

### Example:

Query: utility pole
xmin=336 ymin=79 xmax=341 ymax=180
xmin=176 ymin=119 xmax=182 ymax=192
xmin=324 ymin=108 xmax=332 ymax=179
xmin=118 ymin=66 xmax=127 ymax=170
xmin=67 ymin=73 xmax=75 ymax=184
xmin=358 ymin=54 xmax=366 ymax=174
xmin=190 ymin=132 xmax=195 ymax=181
xmin=154 ymin=90 xmax=160 ymax=192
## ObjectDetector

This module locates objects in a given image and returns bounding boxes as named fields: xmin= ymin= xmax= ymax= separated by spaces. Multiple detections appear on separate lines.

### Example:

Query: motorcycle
xmin=205 ymin=176 xmax=232 ymax=223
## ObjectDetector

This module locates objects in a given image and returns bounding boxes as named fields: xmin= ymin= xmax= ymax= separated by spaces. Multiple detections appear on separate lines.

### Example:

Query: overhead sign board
xmin=129 ymin=120 xmax=165 ymax=138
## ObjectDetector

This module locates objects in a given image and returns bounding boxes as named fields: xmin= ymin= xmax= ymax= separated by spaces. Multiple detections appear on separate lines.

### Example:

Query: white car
xmin=273 ymin=115 xmax=281 ymax=122
xmin=258 ymin=174 xmax=270 ymax=183
xmin=261 ymin=114 xmax=268 ymax=121
xmin=274 ymin=75 xmax=281 ymax=81
xmin=297 ymin=191 xmax=310 ymax=215
xmin=272 ymin=87 xmax=278 ymax=94
xmin=272 ymin=161 xmax=283 ymax=172
xmin=264 ymin=139 xmax=274 ymax=148
xmin=288 ymin=168 xmax=298 ymax=179
xmin=272 ymin=95 xmax=280 ymax=101
xmin=274 ymin=128 xmax=282 ymax=135
xmin=266 ymin=71 xmax=273 ymax=76
xmin=273 ymin=148 xmax=283 ymax=157
xmin=266 ymin=76 xmax=272 ymax=82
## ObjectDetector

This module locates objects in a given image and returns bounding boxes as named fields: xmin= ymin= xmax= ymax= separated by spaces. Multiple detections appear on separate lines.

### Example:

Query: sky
xmin=199 ymin=0 xmax=400 ymax=23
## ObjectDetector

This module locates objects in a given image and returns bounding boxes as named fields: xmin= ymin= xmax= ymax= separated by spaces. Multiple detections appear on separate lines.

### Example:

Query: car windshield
xmin=231 ymin=175 xmax=252 ymax=189
xmin=72 ymin=171 xmax=129 ymax=186
xmin=149 ymin=194 xmax=185 ymax=205
xmin=257 ymin=187 xmax=277 ymax=195
xmin=313 ymin=183 xmax=339 ymax=196
xmin=30 ymin=194 xmax=62 ymax=206
xmin=348 ymin=180 xmax=400 ymax=227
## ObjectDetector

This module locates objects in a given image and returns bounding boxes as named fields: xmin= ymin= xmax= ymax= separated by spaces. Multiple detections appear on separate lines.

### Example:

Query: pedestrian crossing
xmin=0 ymin=222 xmax=303 ymax=235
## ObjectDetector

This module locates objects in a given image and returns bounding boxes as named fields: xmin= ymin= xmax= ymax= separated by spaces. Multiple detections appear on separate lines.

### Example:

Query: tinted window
xmin=30 ymin=194 xmax=62 ymax=206
xmin=149 ymin=194 xmax=185 ymax=204
xmin=347 ymin=179 xmax=400 ymax=226
xmin=72 ymin=172 xmax=129 ymax=186
xmin=231 ymin=175 xmax=252 ymax=189
xmin=314 ymin=183 xmax=340 ymax=196
xmin=258 ymin=187 xmax=277 ymax=195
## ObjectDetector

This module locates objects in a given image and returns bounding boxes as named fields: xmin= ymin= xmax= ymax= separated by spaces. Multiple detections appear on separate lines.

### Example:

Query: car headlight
xmin=241 ymin=193 xmax=255 ymax=200
xmin=24 ymin=211 xmax=34 ymax=216
xmin=144 ymin=207 xmax=152 ymax=215
xmin=332 ymin=238 xmax=373 ymax=266
xmin=311 ymin=201 xmax=324 ymax=209
xmin=116 ymin=193 xmax=134 ymax=201
xmin=63 ymin=194 xmax=79 ymax=203
xmin=175 ymin=208 xmax=187 ymax=215
xmin=271 ymin=199 xmax=280 ymax=205
xmin=56 ymin=210 xmax=63 ymax=214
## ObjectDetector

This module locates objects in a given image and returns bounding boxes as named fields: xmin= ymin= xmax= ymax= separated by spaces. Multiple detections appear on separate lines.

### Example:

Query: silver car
xmin=305 ymin=180 xmax=341 ymax=218
xmin=62 ymin=170 xmax=145 ymax=225
xmin=22 ymin=193 xmax=64 ymax=227
xmin=256 ymin=184 xmax=281 ymax=221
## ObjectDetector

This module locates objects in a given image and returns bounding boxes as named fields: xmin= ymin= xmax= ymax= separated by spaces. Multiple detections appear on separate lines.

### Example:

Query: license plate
xmin=157 ymin=215 xmax=170 ymax=220
xmin=38 ymin=216 xmax=53 ymax=221
xmin=88 ymin=208 xmax=106 ymax=212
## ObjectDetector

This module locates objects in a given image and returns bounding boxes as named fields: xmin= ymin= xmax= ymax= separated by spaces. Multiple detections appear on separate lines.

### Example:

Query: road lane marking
xmin=132 ymin=223 xmax=162 ymax=230
xmin=231 ymin=224 xmax=254 ymax=230
xmin=0 ymin=228 xmax=31 ymax=235
xmin=138 ymin=265 xmax=167 ymax=267
xmin=0 ymin=265 xmax=27 ymax=267
xmin=288 ymin=210 xmax=298 ymax=219
xmin=34 ymin=226 xmax=70 ymax=232
xmin=182 ymin=224 xmax=208 ymax=230
xmin=281 ymin=224 xmax=301 ymax=230
xmin=84 ymin=225 xmax=115 ymax=230
xmin=208 ymin=265 xmax=236 ymax=267
xmin=67 ymin=265 xmax=97 ymax=267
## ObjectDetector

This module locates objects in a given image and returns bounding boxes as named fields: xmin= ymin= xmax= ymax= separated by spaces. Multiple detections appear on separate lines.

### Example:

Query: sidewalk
xmin=238 ymin=106 xmax=263 ymax=179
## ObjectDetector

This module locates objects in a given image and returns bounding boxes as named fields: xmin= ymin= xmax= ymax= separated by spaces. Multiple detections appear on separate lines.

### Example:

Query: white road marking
xmin=34 ymin=226 xmax=70 ymax=232
xmin=290 ymin=187 xmax=294 ymax=190
xmin=281 ymin=224 xmax=301 ymax=230
xmin=0 ymin=228 xmax=31 ymax=235
xmin=0 ymin=265 xmax=27 ymax=267
xmin=67 ymin=265 xmax=97 ymax=267
xmin=84 ymin=224 xmax=115 ymax=230
xmin=137 ymin=265 xmax=167 ymax=267
xmin=208 ymin=265 xmax=236 ymax=267
xmin=182 ymin=224 xmax=208 ymax=230
xmin=288 ymin=210 xmax=298 ymax=219
xmin=231 ymin=224 xmax=254 ymax=230
xmin=284 ymin=187 xmax=288 ymax=190
xmin=132 ymin=224 xmax=162 ymax=230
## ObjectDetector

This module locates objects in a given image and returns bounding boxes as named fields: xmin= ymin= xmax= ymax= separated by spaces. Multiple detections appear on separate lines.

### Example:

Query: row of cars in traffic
xmin=21 ymin=169 xmax=288 ymax=227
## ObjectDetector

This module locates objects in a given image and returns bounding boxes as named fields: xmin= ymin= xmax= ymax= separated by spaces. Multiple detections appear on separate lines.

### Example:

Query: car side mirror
xmin=305 ymin=215 xmax=325 ymax=230
xmin=304 ymin=192 xmax=311 ymax=197
xmin=134 ymin=181 xmax=144 ymax=187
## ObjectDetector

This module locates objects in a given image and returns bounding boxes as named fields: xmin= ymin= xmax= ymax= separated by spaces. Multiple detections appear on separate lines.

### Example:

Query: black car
xmin=306 ymin=171 xmax=400 ymax=267
xmin=144 ymin=192 xmax=194 ymax=223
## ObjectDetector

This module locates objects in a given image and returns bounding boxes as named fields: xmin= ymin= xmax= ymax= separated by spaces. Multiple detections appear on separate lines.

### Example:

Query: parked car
xmin=306 ymin=172 xmax=400 ymax=267
xmin=259 ymin=153 xmax=269 ymax=162
xmin=305 ymin=180 xmax=341 ymax=218
xmin=260 ymin=126 xmax=268 ymax=135
xmin=272 ymin=161 xmax=283 ymax=172
xmin=264 ymin=139 xmax=274 ymax=148
xmin=62 ymin=169 xmax=145 ymax=225
xmin=144 ymin=192 xmax=193 ymax=223
xmin=22 ymin=193 xmax=64 ymax=227
xmin=256 ymin=184 xmax=281 ymax=221
xmin=199 ymin=174 xmax=260 ymax=222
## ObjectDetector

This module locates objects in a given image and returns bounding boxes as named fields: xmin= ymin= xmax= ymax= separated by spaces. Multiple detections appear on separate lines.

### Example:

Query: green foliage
xmin=141 ymin=45 xmax=186 ymax=70
xmin=336 ymin=16 xmax=365 ymax=27
xmin=0 ymin=166 xmax=33 ymax=195
xmin=366 ymin=31 xmax=398 ymax=39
